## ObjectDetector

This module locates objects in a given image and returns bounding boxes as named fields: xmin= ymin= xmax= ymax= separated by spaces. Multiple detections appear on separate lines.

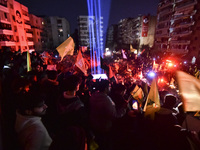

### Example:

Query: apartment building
xmin=29 ymin=14 xmax=45 ymax=51
xmin=78 ymin=15 xmax=104 ymax=50
xmin=0 ymin=0 xmax=34 ymax=52
xmin=117 ymin=15 xmax=156 ymax=51
xmin=42 ymin=16 xmax=70 ymax=49
xmin=105 ymin=24 xmax=118 ymax=51
xmin=155 ymin=0 xmax=200 ymax=58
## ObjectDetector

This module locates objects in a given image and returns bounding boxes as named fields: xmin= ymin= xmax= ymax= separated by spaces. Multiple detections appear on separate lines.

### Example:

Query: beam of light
xmin=94 ymin=0 xmax=101 ymax=74
xmin=87 ymin=0 xmax=104 ymax=74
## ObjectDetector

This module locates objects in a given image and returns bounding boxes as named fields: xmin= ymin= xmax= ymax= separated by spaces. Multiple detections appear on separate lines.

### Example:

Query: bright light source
xmin=184 ymin=61 xmax=187 ymax=64
xmin=132 ymin=101 xmax=138 ymax=110
xmin=168 ymin=62 xmax=173 ymax=67
xmin=3 ymin=65 xmax=10 ymax=69
xmin=59 ymin=29 xmax=63 ymax=32
xmin=158 ymin=77 xmax=165 ymax=84
xmin=174 ymin=65 xmax=176 ymax=67
xmin=105 ymin=51 xmax=111 ymax=56
xmin=148 ymin=71 xmax=156 ymax=78
xmin=55 ymin=55 xmax=58 ymax=58
xmin=92 ymin=74 xmax=108 ymax=80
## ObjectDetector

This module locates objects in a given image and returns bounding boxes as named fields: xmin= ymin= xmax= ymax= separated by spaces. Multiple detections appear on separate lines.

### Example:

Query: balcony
xmin=24 ymin=24 xmax=31 ymax=29
xmin=171 ymin=21 xmax=194 ymax=29
xmin=158 ymin=1 xmax=173 ymax=10
xmin=27 ymin=41 xmax=34 ymax=45
xmin=23 ymin=15 xmax=30 ymax=21
xmin=21 ymin=4 xmax=28 ymax=12
xmin=26 ymin=33 xmax=33 ymax=37
xmin=173 ymin=10 xmax=196 ymax=20
xmin=175 ymin=0 xmax=184 ymax=3
xmin=170 ymin=40 xmax=190 ymax=44
xmin=0 ymin=29 xmax=13 ymax=35
xmin=156 ymin=40 xmax=168 ymax=44
xmin=0 ymin=41 xmax=16 ymax=46
xmin=0 ymin=17 xmax=11 ymax=24
xmin=171 ymin=30 xmax=192 ymax=37
xmin=0 ymin=4 xmax=8 ymax=12
xmin=158 ymin=8 xmax=173 ymax=15
xmin=175 ymin=0 xmax=197 ymax=11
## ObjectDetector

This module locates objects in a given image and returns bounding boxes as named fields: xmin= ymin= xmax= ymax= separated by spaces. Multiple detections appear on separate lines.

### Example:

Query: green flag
xmin=27 ymin=50 xmax=31 ymax=72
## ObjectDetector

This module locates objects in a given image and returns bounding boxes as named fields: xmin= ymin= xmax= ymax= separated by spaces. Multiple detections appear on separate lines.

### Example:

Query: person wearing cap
xmin=15 ymin=91 xmax=52 ymax=150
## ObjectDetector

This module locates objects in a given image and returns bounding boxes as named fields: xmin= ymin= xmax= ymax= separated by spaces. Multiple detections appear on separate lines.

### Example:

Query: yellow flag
xmin=194 ymin=70 xmax=199 ymax=79
xmin=75 ymin=50 xmax=87 ymax=76
xmin=130 ymin=44 xmax=137 ymax=53
xmin=130 ymin=85 xmax=140 ymax=96
xmin=176 ymin=71 xmax=200 ymax=112
xmin=27 ymin=50 xmax=31 ymax=72
xmin=130 ymin=85 xmax=144 ymax=105
xmin=56 ymin=37 xmax=74 ymax=61
xmin=143 ymin=78 xmax=160 ymax=119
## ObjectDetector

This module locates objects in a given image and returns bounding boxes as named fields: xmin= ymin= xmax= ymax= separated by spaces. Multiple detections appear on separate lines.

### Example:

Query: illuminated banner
xmin=141 ymin=16 xmax=149 ymax=37
xmin=14 ymin=1 xmax=28 ymax=52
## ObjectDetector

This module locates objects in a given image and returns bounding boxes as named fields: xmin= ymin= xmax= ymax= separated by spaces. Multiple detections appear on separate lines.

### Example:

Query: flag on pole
xmin=130 ymin=85 xmax=144 ymax=105
xmin=27 ymin=50 xmax=32 ymax=72
xmin=176 ymin=71 xmax=200 ymax=112
xmin=75 ymin=50 xmax=87 ymax=76
xmin=122 ymin=49 xmax=127 ymax=59
xmin=56 ymin=36 xmax=74 ymax=61
xmin=143 ymin=78 xmax=160 ymax=119
xmin=130 ymin=45 xmax=137 ymax=53
xmin=109 ymin=65 xmax=118 ymax=83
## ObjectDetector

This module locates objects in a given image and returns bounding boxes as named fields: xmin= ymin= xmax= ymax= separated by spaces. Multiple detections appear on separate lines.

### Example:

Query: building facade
xmin=117 ymin=15 xmax=156 ymax=52
xmin=78 ymin=15 xmax=104 ymax=50
xmin=29 ymin=14 xmax=45 ymax=51
xmin=0 ymin=0 xmax=34 ymax=52
xmin=43 ymin=16 xmax=70 ymax=49
xmin=155 ymin=0 xmax=200 ymax=58
xmin=105 ymin=24 xmax=118 ymax=51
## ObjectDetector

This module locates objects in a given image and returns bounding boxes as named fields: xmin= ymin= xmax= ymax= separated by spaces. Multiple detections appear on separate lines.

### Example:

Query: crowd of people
xmin=0 ymin=49 xmax=200 ymax=150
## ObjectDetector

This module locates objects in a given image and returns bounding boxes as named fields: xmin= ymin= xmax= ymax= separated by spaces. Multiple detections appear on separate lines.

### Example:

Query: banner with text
xmin=141 ymin=16 xmax=149 ymax=37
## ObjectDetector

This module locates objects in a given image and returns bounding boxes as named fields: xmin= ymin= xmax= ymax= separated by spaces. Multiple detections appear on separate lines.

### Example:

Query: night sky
xmin=16 ymin=0 xmax=159 ymax=34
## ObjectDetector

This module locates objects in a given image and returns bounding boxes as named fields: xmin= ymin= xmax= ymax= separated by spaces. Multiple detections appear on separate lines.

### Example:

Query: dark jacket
xmin=57 ymin=95 xmax=88 ymax=129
